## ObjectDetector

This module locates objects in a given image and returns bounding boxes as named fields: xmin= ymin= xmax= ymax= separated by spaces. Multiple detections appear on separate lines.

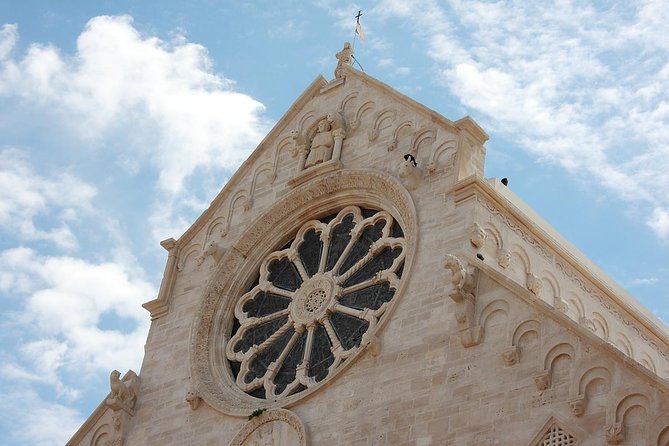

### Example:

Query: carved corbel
xmin=533 ymin=370 xmax=551 ymax=391
xmin=470 ymin=223 xmax=487 ymax=249
xmin=501 ymin=346 xmax=520 ymax=366
xmin=497 ymin=248 xmax=511 ymax=268
xmin=443 ymin=254 xmax=481 ymax=348
xmin=605 ymin=421 xmax=624 ymax=444
xmin=526 ymin=273 xmax=543 ymax=295
xmin=579 ymin=317 xmax=596 ymax=332
xmin=185 ymin=384 xmax=202 ymax=410
xmin=567 ymin=394 xmax=587 ymax=417
xmin=554 ymin=297 xmax=569 ymax=313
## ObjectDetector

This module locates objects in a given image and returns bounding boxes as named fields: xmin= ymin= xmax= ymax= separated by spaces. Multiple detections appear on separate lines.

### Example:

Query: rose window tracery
xmin=226 ymin=206 xmax=405 ymax=399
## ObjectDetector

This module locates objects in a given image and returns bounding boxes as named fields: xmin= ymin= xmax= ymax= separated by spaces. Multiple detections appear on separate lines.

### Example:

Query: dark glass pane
xmin=298 ymin=229 xmax=322 ymax=278
xmin=242 ymin=292 xmax=291 ymax=318
xmin=325 ymin=214 xmax=355 ymax=272
xmin=338 ymin=220 xmax=386 ymax=274
xmin=245 ymin=326 xmax=294 ymax=384
xmin=339 ymin=283 xmax=396 ymax=311
xmin=274 ymin=331 xmax=307 ymax=394
xmin=330 ymin=312 xmax=370 ymax=350
xmin=308 ymin=325 xmax=335 ymax=382
xmin=361 ymin=208 xmax=377 ymax=218
xmin=229 ymin=360 xmax=241 ymax=378
xmin=249 ymin=387 xmax=266 ymax=399
xmin=268 ymin=257 xmax=302 ymax=291
xmin=391 ymin=220 xmax=404 ymax=238
xmin=343 ymin=246 xmax=402 ymax=287
xmin=232 ymin=316 xmax=288 ymax=354
xmin=395 ymin=260 xmax=404 ymax=278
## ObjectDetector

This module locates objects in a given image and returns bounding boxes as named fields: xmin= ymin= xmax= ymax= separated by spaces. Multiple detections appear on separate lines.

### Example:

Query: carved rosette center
xmin=290 ymin=274 xmax=338 ymax=327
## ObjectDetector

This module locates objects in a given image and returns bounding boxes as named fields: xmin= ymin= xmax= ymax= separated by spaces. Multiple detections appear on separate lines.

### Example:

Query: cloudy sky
xmin=1 ymin=1 xmax=668 ymax=444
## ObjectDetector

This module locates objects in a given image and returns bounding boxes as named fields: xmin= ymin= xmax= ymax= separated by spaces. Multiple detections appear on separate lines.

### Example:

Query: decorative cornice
xmin=451 ymin=175 xmax=669 ymax=356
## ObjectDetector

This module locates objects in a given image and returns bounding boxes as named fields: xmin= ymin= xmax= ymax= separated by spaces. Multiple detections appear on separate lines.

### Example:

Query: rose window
xmin=226 ymin=206 xmax=405 ymax=399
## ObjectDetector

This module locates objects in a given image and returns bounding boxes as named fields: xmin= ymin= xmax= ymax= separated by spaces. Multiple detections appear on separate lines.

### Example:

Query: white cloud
xmin=0 ymin=388 xmax=83 ymax=446
xmin=0 ymin=16 xmax=268 ymax=195
xmin=0 ymin=247 xmax=154 ymax=394
xmin=0 ymin=149 xmax=96 ymax=250
xmin=376 ymin=0 xmax=669 ymax=239
xmin=648 ymin=207 xmax=669 ymax=238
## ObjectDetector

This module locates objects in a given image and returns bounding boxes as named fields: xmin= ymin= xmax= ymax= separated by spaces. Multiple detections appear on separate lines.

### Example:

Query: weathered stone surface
xmin=67 ymin=46 xmax=669 ymax=446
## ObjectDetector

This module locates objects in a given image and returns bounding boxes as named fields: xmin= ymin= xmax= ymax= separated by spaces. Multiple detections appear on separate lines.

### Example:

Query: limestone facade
xmin=67 ymin=45 xmax=669 ymax=446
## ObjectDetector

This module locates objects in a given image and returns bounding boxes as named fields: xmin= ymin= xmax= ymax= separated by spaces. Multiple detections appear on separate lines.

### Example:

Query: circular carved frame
xmin=228 ymin=409 xmax=306 ymax=446
xmin=190 ymin=169 xmax=417 ymax=416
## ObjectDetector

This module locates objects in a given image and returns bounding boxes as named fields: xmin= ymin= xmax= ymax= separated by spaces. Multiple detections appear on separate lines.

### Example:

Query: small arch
xmin=615 ymin=393 xmax=649 ymax=425
xmin=510 ymin=244 xmax=531 ymax=273
xmin=373 ymin=109 xmax=396 ymax=133
xmin=578 ymin=366 xmax=611 ymax=396
xmin=613 ymin=333 xmax=634 ymax=358
xmin=657 ymin=425 xmax=669 ymax=446
xmin=206 ymin=216 xmax=227 ymax=243
xmin=479 ymin=299 xmax=510 ymax=344
xmin=429 ymin=139 xmax=457 ymax=167
xmin=481 ymin=223 xmax=502 ymax=250
xmin=354 ymin=101 xmax=375 ymax=129
xmin=565 ymin=292 xmax=585 ymax=320
xmin=90 ymin=424 xmax=111 ymax=446
xmin=544 ymin=342 xmax=575 ymax=372
xmin=390 ymin=121 xmax=413 ymax=152
xmin=639 ymin=352 xmax=657 ymax=374
xmin=298 ymin=110 xmax=316 ymax=133
xmin=512 ymin=319 xmax=541 ymax=347
xmin=412 ymin=127 xmax=436 ymax=156
xmin=250 ymin=162 xmax=276 ymax=197
xmin=339 ymin=91 xmax=359 ymax=118
xmin=542 ymin=271 xmax=561 ymax=297
xmin=592 ymin=312 xmax=609 ymax=340
xmin=177 ymin=243 xmax=203 ymax=272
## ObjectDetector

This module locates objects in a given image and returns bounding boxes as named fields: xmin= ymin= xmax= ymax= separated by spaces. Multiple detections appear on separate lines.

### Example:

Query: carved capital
xmin=497 ymin=248 xmax=511 ymax=268
xmin=501 ymin=346 xmax=520 ymax=366
xmin=567 ymin=394 xmax=587 ymax=417
xmin=526 ymin=273 xmax=543 ymax=295
xmin=533 ymin=370 xmax=551 ymax=391
xmin=460 ymin=325 xmax=482 ymax=348
xmin=470 ymin=223 xmax=487 ymax=248
xmin=605 ymin=421 xmax=624 ymax=444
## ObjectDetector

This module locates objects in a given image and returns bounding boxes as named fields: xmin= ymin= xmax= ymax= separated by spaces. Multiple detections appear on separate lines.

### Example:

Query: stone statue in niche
xmin=334 ymin=42 xmax=353 ymax=79
xmin=305 ymin=119 xmax=334 ymax=168
xmin=300 ymin=112 xmax=346 ymax=171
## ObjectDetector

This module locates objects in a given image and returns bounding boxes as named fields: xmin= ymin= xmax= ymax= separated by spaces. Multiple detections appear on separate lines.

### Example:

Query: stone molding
xmin=190 ymin=168 xmax=417 ymax=416
xmin=452 ymin=175 xmax=669 ymax=369
xmin=228 ymin=409 xmax=307 ymax=446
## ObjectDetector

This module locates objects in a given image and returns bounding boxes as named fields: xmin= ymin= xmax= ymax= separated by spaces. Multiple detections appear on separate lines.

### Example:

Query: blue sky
xmin=0 ymin=1 xmax=668 ymax=444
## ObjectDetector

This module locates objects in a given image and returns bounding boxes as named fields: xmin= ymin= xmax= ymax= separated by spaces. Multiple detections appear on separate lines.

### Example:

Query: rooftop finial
xmin=334 ymin=42 xmax=353 ymax=79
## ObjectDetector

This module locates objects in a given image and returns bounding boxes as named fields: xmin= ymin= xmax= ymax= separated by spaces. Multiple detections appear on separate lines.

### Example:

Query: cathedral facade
xmin=68 ymin=44 xmax=669 ymax=445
